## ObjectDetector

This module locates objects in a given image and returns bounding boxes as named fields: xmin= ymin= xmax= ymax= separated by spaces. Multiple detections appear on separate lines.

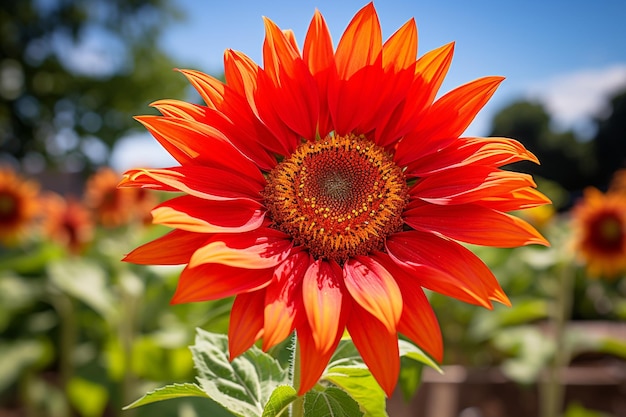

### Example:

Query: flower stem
xmin=291 ymin=333 xmax=304 ymax=417
xmin=540 ymin=263 xmax=575 ymax=417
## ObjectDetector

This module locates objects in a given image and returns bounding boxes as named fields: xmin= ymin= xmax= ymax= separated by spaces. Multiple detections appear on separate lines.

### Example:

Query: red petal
xmin=229 ymin=290 xmax=265 ymax=359
xmin=134 ymin=115 xmax=263 ymax=179
xmin=406 ymin=136 xmax=540 ymax=177
xmin=122 ymin=229 xmax=208 ymax=265
xmin=303 ymin=10 xmax=335 ymax=138
xmin=395 ymin=76 xmax=504 ymax=166
xmin=382 ymin=18 xmax=417 ymax=72
xmin=376 ymin=43 xmax=455 ymax=147
xmin=171 ymin=263 xmax=274 ymax=304
xmin=410 ymin=166 xmax=536 ymax=205
xmin=152 ymin=195 xmax=265 ymax=234
xmin=386 ymin=231 xmax=510 ymax=308
xmin=343 ymin=256 xmax=402 ymax=333
xmin=262 ymin=251 xmax=309 ymax=350
xmin=262 ymin=17 xmax=319 ymax=140
xmin=478 ymin=187 xmax=553 ymax=212
xmin=302 ymin=259 xmax=346 ymax=354
xmin=347 ymin=302 xmax=399 ymax=397
xmin=119 ymin=166 xmax=263 ymax=203
xmin=296 ymin=320 xmax=343 ymax=395
xmin=335 ymin=3 xmax=382 ymax=79
xmin=404 ymin=202 xmax=550 ymax=247
xmin=151 ymin=99 xmax=277 ymax=172
xmin=178 ymin=68 xmax=297 ymax=158
xmin=189 ymin=227 xmax=292 ymax=269
xmin=372 ymin=252 xmax=443 ymax=362
xmin=223 ymin=49 xmax=259 ymax=112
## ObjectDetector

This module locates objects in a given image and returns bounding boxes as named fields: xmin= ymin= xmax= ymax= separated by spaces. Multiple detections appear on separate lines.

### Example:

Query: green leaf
xmin=123 ymin=383 xmax=210 ymax=410
xmin=0 ymin=339 xmax=50 ymax=392
xmin=304 ymin=386 xmax=363 ymax=417
xmin=261 ymin=385 xmax=297 ymax=417
xmin=398 ymin=339 xmax=441 ymax=373
xmin=327 ymin=339 xmax=364 ymax=369
xmin=324 ymin=367 xmax=386 ymax=417
xmin=47 ymin=258 xmax=115 ymax=319
xmin=191 ymin=329 xmax=290 ymax=417
xmin=67 ymin=377 xmax=108 ymax=417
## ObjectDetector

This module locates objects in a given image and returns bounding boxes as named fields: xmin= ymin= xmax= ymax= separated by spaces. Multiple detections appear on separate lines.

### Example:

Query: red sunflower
xmin=120 ymin=3 xmax=550 ymax=396
xmin=0 ymin=166 xmax=40 ymax=246
xmin=572 ymin=187 xmax=626 ymax=279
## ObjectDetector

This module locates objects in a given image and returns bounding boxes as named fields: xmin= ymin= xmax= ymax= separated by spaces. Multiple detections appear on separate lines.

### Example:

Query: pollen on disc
xmin=264 ymin=134 xmax=408 ymax=263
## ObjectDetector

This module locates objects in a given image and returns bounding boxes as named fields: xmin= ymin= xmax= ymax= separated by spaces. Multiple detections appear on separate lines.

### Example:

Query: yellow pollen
xmin=264 ymin=134 xmax=408 ymax=262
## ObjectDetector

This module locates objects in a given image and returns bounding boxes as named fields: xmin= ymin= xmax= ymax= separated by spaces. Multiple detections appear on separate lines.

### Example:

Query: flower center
xmin=0 ymin=192 xmax=18 ymax=225
xmin=264 ymin=134 xmax=408 ymax=262
xmin=590 ymin=213 xmax=624 ymax=252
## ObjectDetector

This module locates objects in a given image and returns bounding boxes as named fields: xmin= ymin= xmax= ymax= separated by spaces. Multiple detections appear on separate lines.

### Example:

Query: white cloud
xmin=527 ymin=65 xmax=626 ymax=138
xmin=111 ymin=133 xmax=176 ymax=172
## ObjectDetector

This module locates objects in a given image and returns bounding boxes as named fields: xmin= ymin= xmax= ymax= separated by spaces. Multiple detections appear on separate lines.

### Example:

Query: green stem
xmin=540 ymin=263 xmax=575 ymax=417
xmin=291 ymin=333 xmax=304 ymax=417
xmin=120 ymin=283 xmax=138 ymax=417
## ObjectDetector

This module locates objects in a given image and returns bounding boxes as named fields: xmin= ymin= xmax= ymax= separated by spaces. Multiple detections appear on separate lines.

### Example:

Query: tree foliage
xmin=0 ymin=0 xmax=188 ymax=174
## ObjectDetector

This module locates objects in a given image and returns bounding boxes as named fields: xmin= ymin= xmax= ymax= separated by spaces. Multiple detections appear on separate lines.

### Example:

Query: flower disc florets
xmin=264 ymin=134 xmax=408 ymax=262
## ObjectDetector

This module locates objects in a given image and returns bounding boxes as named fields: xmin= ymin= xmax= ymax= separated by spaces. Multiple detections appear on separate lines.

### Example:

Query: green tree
xmin=592 ymin=89 xmax=626 ymax=188
xmin=0 ymin=0 xmax=188 ymax=174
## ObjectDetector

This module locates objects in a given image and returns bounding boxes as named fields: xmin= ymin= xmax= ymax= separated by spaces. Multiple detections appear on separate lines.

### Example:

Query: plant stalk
xmin=540 ymin=263 xmax=575 ymax=417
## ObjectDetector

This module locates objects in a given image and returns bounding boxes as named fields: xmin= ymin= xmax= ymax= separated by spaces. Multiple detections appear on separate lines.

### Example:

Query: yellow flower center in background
xmin=265 ymin=134 xmax=408 ymax=262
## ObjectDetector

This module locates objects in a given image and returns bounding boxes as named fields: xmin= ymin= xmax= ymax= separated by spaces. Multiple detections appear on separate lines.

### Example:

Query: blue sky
xmin=113 ymin=0 xmax=626 ymax=169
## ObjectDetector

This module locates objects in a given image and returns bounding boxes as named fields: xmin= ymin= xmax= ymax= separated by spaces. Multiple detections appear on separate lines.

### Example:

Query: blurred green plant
xmin=0 ymin=167 xmax=233 ymax=417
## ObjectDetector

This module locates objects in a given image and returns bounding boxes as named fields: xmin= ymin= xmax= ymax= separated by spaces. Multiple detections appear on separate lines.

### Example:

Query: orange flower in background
xmin=572 ymin=187 xmax=626 ymax=279
xmin=0 ymin=166 xmax=40 ymax=246
xmin=85 ymin=167 xmax=156 ymax=227
xmin=42 ymin=193 xmax=94 ymax=254
xmin=120 ymin=3 xmax=550 ymax=396
xmin=608 ymin=169 xmax=626 ymax=195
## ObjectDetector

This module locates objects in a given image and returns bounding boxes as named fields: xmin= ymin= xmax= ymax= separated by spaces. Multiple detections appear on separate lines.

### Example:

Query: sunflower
xmin=120 ymin=4 xmax=550 ymax=396
xmin=0 ymin=166 xmax=40 ymax=246
xmin=41 ymin=193 xmax=94 ymax=254
xmin=85 ymin=167 xmax=156 ymax=227
xmin=572 ymin=187 xmax=626 ymax=279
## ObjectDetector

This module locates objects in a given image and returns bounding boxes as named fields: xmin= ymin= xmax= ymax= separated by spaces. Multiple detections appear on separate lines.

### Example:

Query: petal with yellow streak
xmin=387 ymin=231 xmax=510 ymax=308
xmin=404 ymin=202 xmax=550 ymax=247
xmin=119 ymin=166 xmax=264 ymax=202
xmin=343 ymin=256 xmax=402 ymax=333
xmin=371 ymin=252 xmax=443 ymax=362
xmin=406 ymin=136 xmax=540 ymax=177
xmin=188 ymin=228 xmax=292 ymax=270
xmin=410 ymin=166 xmax=536 ymax=206
xmin=302 ymin=259 xmax=345 ymax=354
xmin=151 ymin=195 xmax=265 ymax=234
